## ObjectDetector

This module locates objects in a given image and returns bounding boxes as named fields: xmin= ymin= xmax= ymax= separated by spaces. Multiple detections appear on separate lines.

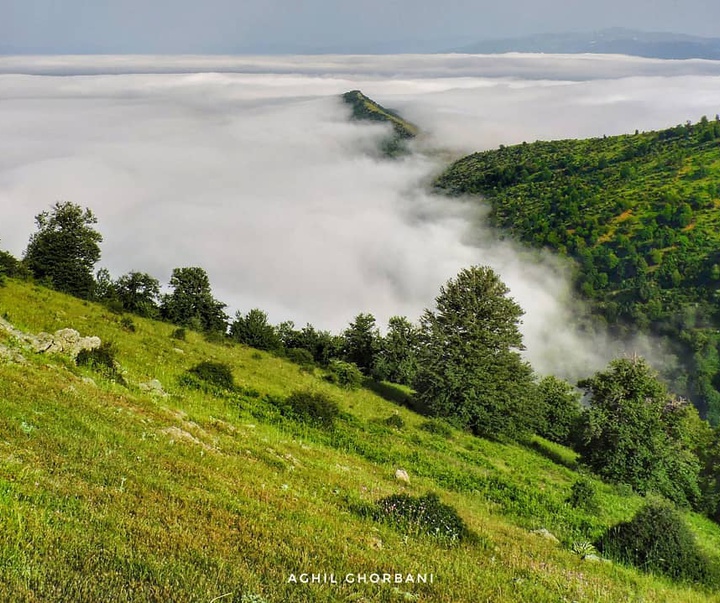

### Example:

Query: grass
xmin=1 ymin=279 xmax=720 ymax=601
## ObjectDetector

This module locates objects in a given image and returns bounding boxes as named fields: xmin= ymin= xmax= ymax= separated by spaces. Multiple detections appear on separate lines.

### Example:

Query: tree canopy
xmin=23 ymin=202 xmax=102 ymax=298
xmin=413 ymin=266 xmax=536 ymax=438
xmin=160 ymin=267 xmax=228 ymax=334
xmin=577 ymin=356 xmax=703 ymax=506
xmin=230 ymin=308 xmax=281 ymax=351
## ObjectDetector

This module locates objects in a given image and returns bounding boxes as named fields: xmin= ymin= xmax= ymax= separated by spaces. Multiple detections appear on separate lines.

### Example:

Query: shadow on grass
xmin=525 ymin=437 xmax=579 ymax=471
xmin=362 ymin=379 xmax=430 ymax=413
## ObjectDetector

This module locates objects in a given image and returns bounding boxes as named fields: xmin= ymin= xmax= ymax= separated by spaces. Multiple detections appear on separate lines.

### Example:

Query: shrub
xmin=286 ymin=347 xmax=315 ymax=367
xmin=597 ymin=498 xmax=718 ymax=586
xmin=373 ymin=492 xmax=473 ymax=545
xmin=419 ymin=418 xmax=453 ymax=438
xmin=76 ymin=342 xmax=126 ymax=385
xmin=567 ymin=476 xmax=599 ymax=513
xmin=186 ymin=361 xmax=235 ymax=390
xmin=325 ymin=360 xmax=364 ymax=390
xmin=283 ymin=390 xmax=340 ymax=428
xmin=171 ymin=327 xmax=186 ymax=341
xmin=104 ymin=299 xmax=125 ymax=315
xmin=384 ymin=413 xmax=405 ymax=429
xmin=120 ymin=316 xmax=136 ymax=332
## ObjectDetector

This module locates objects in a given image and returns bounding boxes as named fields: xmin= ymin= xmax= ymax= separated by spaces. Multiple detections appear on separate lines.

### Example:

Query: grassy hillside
xmin=436 ymin=116 xmax=720 ymax=422
xmin=1 ymin=280 xmax=720 ymax=601
xmin=342 ymin=90 xmax=418 ymax=156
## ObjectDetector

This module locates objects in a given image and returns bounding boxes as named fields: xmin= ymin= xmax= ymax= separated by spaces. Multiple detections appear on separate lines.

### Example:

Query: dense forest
xmin=436 ymin=116 xmax=720 ymax=423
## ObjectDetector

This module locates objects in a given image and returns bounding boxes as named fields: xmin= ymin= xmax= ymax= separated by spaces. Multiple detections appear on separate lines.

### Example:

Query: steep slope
xmin=1 ymin=280 xmax=720 ymax=601
xmin=342 ymin=90 xmax=419 ymax=156
xmin=436 ymin=117 xmax=720 ymax=422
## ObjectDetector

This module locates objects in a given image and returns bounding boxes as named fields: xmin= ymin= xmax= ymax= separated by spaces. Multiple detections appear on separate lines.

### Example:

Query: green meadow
xmin=1 ymin=279 xmax=719 ymax=602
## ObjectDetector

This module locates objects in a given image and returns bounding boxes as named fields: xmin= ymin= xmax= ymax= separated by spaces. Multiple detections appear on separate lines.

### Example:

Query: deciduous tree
xmin=413 ymin=266 xmax=535 ymax=438
xmin=23 ymin=202 xmax=102 ymax=298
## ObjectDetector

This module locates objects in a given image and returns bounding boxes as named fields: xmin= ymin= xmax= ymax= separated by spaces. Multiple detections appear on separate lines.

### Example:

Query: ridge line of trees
xmin=3 ymin=201 xmax=720 ymax=523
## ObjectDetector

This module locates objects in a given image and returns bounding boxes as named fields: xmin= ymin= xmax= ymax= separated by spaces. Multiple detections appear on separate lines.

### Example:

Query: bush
xmin=384 ymin=413 xmax=405 ymax=429
xmin=286 ymin=347 xmax=315 ymax=367
xmin=419 ymin=418 xmax=453 ymax=438
xmin=597 ymin=498 xmax=718 ymax=586
xmin=186 ymin=361 xmax=235 ymax=390
xmin=171 ymin=327 xmax=187 ymax=341
xmin=282 ymin=390 xmax=340 ymax=428
xmin=373 ymin=492 xmax=473 ymax=545
xmin=120 ymin=316 xmax=136 ymax=332
xmin=104 ymin=299 xmax=124 ymax=315
xmin=567 ymin=476 xmax=599 ymax=513
xmin=76 ymin=342 xmax=126 ymax=385
xmin=325 ymin=360 xmax=364 ymax=390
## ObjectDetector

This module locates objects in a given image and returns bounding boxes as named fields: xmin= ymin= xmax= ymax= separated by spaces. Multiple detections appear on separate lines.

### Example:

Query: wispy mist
xmin=2 ymin=55 xmax=720 ymax=379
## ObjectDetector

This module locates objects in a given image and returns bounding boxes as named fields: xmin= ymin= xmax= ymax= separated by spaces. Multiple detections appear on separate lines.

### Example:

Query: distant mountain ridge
xmin=454 ymin=28 xmax=720 ymax=60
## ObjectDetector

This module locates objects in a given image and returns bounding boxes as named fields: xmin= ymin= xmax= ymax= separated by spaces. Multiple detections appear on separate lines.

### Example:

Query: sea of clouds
xmin=2 ymin=53 xmax=720 ymax=378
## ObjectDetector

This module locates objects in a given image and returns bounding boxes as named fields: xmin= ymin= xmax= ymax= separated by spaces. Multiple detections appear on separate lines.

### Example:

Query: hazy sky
xmin=3 ymin=0 xmax=720 ymax=54
xmin=2 ymin=54 xmax=719 ymax=379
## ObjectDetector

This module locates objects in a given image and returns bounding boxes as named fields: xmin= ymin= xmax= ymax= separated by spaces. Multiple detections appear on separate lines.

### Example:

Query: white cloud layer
xmin=2 ymin=54 xmax=720 ymax=378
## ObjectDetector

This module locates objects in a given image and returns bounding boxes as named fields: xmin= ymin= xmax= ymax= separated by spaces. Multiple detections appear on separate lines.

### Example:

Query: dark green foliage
xmin=93 ymin=268 xmax=117 ymax=305
xmin=413 ymin=266 xmax=537 ymax=439
xmin=597 ymin=499 xmax=717 ymax=586
xmin=285 ymin=347 xmax=315 ymax=367
xmin=384 ymin=413 xmax=405 ymax=430
xmin=536 ymin=376 xmax=582 ymax=444
xmin=567 ymin=477 xmax=599 ymax=513
xmin=76 ymin=342 xmax=125 ymax=385
xmin=170 ymin=328 xmax=186 ymax=341
xmin=699 ymin=426 xmax=720 ymax=521
xmin=419 ymin=418 xmax=454 ymax=438
xmin=577 ymin=357 xmax=702 ymax=506
xmin=277 ymin=322 xmax=342 ymax=366
xmin=186 ymin=361 xmax=235 ymax=391
xmin=325 ymin=359 xmax=364 ymax=390
xmin=372 ymin=316 xmax=419 ymax=386
xmin=282 ymin=390 xmax=340 ymax=428
xmin=373 ymin=492 xmax=473 ymax=545
xmin=230 ymin=309 xmax=281 ymax=351
xmin=435 ymin=119 xmax=720 ymax=420
xmin=0 ymin=248 xmax=29 ymax=281
xmin=120 ymin=316 xmax=136 ymax=333
xmin=342 ymin=313 xmax=380 ymax=375
xmin=161 ymin=267 xmax=228 ymax=334
xmin=114 ymin=271 xmax=161 ymax=318
xmin=23 ymin=202 xmax=102 ymax=299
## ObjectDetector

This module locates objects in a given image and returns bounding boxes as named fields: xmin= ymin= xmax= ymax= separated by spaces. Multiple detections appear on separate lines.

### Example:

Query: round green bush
xmin=325 ymin=360 xmax=364 ymax=390
xmin=373 ymin=492 xmax=474 ymax=545
xmin=284 ymin=390 xmax=340 ymax=428
xmin=597 ymin=498 xmax=717 ymax=586
xmin=187 ymin=361 xmax=235 ymax=390
xmin=76 ymin=341 xmax=126 ymax=385
xmin=567 ymin=476 xmax=599 ymax=513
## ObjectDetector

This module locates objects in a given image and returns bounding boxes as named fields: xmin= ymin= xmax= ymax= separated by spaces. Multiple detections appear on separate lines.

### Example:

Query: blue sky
xmin=3 ymin=0 xmax=719 ymax=54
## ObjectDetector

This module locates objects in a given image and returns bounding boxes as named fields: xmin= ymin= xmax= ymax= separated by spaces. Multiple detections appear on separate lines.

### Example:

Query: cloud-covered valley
xmin=2 ymin=54 xmax=720 ymax=377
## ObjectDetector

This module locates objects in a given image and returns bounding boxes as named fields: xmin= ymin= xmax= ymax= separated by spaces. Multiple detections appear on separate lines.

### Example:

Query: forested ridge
xmin=436 ymin=116 xmax=720 ymax=422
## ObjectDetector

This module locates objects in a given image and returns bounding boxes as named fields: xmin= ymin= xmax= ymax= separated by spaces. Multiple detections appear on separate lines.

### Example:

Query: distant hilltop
xmin=453 ymin=28 xmax=720 ymax=60
xmin=341 ymin=90 xmax=418 ymax=157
